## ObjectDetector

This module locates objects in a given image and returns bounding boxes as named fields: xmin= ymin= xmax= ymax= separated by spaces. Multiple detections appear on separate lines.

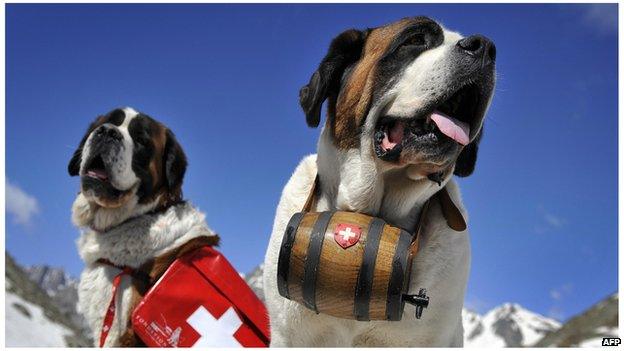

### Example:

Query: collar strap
xmin=96 ymin=259 xmax=152 ymax=285
xmin=302 ymin=174 xmax=467 ymax=233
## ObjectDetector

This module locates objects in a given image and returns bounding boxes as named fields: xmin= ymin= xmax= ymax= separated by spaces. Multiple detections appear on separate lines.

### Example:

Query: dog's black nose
xmin=95 ymin=125 xmax=123 ymax=141
xmin=457 ymin=35 xmax=496 ymax=65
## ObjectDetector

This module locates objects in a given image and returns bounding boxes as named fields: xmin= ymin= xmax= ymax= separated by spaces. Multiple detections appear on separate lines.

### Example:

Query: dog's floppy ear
xmin=299 ymin=29 xmax=368 ymax=128
xmin=454 ymin=130 xmax=483 ymax=177
xmin=163 ymin=129 xmax=188 ymax=190
xmin=68 ymin=145 xmax=83 ymax=177
xmin=68 ymin=119 xmax=103 ymax=176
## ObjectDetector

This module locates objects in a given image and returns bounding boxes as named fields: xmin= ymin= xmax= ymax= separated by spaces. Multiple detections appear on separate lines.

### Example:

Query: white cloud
xmin=535 ymin=205 xmax=566 ymax=234
xmin=582 ymin=4 xmax=618 ymax=34
xmin=548 ymin=284 xmax=573 ymax=320
xmin=543 ymin=212 xmax=564 ymax=228
xmin=6 ymin=180 xmax=40 ymax=227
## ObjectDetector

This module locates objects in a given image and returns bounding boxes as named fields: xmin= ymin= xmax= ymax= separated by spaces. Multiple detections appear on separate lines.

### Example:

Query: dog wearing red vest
xmin=68 ymin=107 xmax=219 ymax=346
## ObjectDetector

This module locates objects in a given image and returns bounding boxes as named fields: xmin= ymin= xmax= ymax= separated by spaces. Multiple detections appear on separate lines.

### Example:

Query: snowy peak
xmin=25 ymin=265 xmax=77 ymax=296
xmin=462 ymin=309 xmax=484 ymax=341
xmin=535 ymin=293 xmax=618 ymax=347
xmin=5 ymin=252 xmax=91 ymax=347
xmin=464 ymin=303 xmax=560 ymax=347
xmin=243 ymin=263 xmax=265 ymax=301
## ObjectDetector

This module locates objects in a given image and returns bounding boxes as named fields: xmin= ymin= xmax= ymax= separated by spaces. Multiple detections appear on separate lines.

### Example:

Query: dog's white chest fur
xmin=263 ymin=155 xmax=471 ymax=347
xmin=76 ymin=202 xmax=216 ymax=347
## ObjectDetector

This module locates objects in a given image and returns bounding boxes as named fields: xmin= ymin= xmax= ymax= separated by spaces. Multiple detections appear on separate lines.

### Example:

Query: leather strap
xmin=302 ymin=173 xmax=466 ymax=235
xmin=302 ymin=175 xmax=319 ymax=212
xmin=436 ymin=187 xmax=467 ymax=231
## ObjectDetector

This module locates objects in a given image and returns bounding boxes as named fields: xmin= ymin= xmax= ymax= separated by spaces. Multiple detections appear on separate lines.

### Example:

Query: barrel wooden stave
xmin=368 ymin=225 xmax=401 ymax=320
xmin=287 ymin=212 xmax=319 ymax=303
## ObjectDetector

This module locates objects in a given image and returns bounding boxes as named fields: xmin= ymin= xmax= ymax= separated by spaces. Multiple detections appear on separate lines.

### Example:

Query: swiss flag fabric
xmin=132 ymin=246 xmax=270 ymax=347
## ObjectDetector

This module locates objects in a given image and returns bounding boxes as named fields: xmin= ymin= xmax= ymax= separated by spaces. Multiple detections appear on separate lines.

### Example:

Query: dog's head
xmin=68 ymin=107 xmax=187 ymax=230
xmin=300 ymin=17 xmax=496 ymax=180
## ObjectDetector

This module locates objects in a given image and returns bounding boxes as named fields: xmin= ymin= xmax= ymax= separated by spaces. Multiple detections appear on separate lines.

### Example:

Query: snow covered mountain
xmin=535 ymin=293 xmax=618 ymax=347
xmin=24 ymin=263 xmax=92 ymax=343
xmin=26 ymin=265 xmax=76 ymax=297
xmin=463 ymin=303 xmax=560 ymax=347
xmin=244 ymin=263 xmax=264 ymax=300
xmin=5 ymin=252 xmax=91 ymax=347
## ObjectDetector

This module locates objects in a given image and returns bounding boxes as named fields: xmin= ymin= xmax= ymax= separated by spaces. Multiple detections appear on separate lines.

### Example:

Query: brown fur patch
xmin=138 ymin=123 xmax=183 ymax=209
xmin=150 ymin=126 xmax=167 ymax=187
xmin=331 ymin=18 xmax=415 ymax=150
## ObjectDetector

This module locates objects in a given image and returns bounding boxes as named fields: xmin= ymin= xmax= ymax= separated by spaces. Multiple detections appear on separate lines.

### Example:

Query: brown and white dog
xmin=263 ymin=17 xmax=496 ymax=346
xmin=68 ymin=107 xmax=218 ymax=346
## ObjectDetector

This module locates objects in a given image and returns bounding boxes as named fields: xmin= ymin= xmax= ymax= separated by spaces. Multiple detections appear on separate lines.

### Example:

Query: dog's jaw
xmin=72 ymin=191 xmax=161 ymax=232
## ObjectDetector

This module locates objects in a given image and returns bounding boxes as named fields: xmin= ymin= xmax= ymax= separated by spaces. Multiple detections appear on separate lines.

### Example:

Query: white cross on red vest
xmin=187 ymin=306 xmax=243 ymax=348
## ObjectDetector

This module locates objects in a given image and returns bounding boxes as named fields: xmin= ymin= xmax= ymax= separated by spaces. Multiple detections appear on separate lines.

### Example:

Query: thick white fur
xmin=263 ymin=25 xmax=478 ymax=347
xmin=76 ymin=202 xmax=216 ymax=346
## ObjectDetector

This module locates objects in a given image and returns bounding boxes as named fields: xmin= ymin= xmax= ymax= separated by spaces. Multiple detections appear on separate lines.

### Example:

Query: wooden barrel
xmin=277 ymin=211 xmax=418 ymax=321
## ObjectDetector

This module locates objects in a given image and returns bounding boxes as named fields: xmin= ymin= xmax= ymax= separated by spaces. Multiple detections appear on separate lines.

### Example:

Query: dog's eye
xmin=403 ymin=33 xmax=427 ymax=47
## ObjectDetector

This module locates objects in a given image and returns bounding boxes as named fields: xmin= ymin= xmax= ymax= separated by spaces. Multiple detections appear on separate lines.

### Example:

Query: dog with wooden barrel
xmin=264 ymin=16 xmax=496 ymax=347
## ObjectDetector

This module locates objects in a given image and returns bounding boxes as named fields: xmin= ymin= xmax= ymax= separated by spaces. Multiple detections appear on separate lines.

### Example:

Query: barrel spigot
xmin=403 ymin=288 xmax=430 ymax=319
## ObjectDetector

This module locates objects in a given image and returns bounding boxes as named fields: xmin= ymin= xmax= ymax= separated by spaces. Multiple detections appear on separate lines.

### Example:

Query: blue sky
xmin=6 ymin=4 xmax=617 ymax=321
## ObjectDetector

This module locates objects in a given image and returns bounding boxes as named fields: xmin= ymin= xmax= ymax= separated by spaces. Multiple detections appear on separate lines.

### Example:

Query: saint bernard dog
xmin=68 ymin=107 xmax=218 ymax=346
xmin=263 ymin=17 xmax=496 ymax=346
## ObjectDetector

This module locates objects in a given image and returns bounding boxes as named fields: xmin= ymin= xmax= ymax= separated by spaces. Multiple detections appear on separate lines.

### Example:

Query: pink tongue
xmin=87 ymin=169 xmax=108 ymax=181
xmin=430 ymin=111 xmax=470 ymax=146
xmin=382 ymin=121 xmax=405 ymax=151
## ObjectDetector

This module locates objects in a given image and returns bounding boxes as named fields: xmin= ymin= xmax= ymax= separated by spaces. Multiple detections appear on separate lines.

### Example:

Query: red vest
xmin=130 ymin=246 xmax=270 ymax=347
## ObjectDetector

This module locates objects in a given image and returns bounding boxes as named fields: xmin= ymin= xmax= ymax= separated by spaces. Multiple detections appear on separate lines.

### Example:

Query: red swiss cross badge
xmin=334 ymin=223 xmax=361 ymax=249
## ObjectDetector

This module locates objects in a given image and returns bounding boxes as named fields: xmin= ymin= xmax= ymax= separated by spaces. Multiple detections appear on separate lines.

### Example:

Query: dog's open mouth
xmin=374 ymin=84 xmax=480 ymax=162
xmin=85 ymin=155 xmax=109 ymax=183
xmin=81 ymin=153 xmax=133 ymax=207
